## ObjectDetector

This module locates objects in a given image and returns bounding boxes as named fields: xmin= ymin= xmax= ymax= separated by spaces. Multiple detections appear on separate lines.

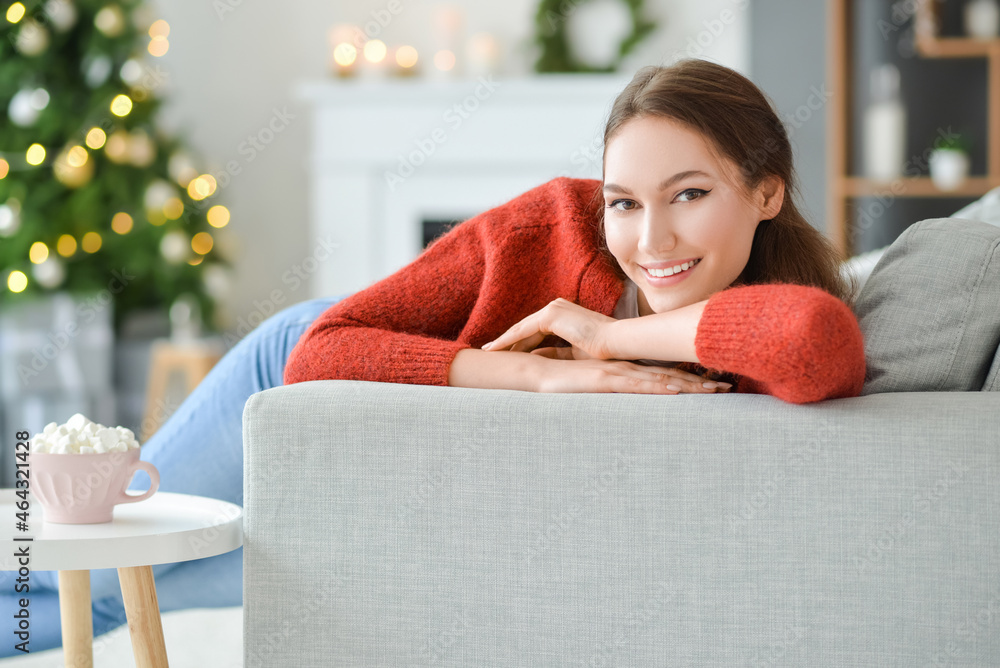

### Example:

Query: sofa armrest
xmin=243 ymin=381 xmax=1000 ymax=667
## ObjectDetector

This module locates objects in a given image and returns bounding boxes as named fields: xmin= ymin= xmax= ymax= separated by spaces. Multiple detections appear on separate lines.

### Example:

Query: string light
xmin=207 ymin=205 xmax=230 ymax=228
xmin=191 ymin=231 xmax=213 ymax=255
xmin=26 ymin=144 xmax=46 ymax=165
xmin=6 ymin=3 xmax=25 ymax=23
xmin=149 ymin=19 xmax=169 ymax=38
xmin=186 ymin=174 xmax=216 ymax=200
xmin=0 ymin=159 xmax=8 ymax=179
xmin=110 ymin=94 xmax=133 ymax=117
xmin=163 ymin=197 xmax=183 ymax=219
xmin=85 ymin=127 xmax=106 ymax=149
xmin=187 ymin=255 xmax=204 ymax=266
xmin=66 ymin=146 xmax=88 ymax=167
xmin=148 ymin=35 xmax=168 ymax=57
xmin=57 ymin=234 xmax=77 ymax=256
xmin=81 ymin=231 xmax=102 ymax=253
xmin=29 ymin=241 xmax=49 ymax=264
xmin=7 ymin=270 xmax=28 ymax=293
xmin=111 ymin=212 xmax=133 ymax=234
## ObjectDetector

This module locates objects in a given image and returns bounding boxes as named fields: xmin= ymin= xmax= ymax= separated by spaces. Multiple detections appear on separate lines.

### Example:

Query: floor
xmin=4 ymin=606 xmax=243 ymax=667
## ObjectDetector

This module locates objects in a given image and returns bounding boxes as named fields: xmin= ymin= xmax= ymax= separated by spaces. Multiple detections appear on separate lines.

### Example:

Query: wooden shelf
xmin=915 ymin=36 xmax=1000 ymax=59
xmin=826 ymin=0 xmax=1000 ymax=259
xmin=840 ymin=176 xmax=1000 ymax=198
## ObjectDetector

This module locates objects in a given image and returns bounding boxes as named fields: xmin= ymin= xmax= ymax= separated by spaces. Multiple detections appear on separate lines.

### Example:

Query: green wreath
xmin=533 ymin=0 xmax=657 ymax=73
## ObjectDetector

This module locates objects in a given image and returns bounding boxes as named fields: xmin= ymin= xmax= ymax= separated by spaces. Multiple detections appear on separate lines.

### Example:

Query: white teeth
xmin=645 ymin=258 xmax=699 ymax=278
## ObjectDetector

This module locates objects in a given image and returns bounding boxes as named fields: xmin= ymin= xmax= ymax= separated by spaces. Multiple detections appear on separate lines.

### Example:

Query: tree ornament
xmin=533 ymin=0 xmax=656 ymax=73
xmin=144 ymin=179 xmax=175 ymax=211
xmin=120 ymin=58 xmax=144 ymax=86
xmin=15 ymin=19 xmax=50 ymax=57
xmin=94 ymin=5 xmax=125 ymax=37
xmin=84 ymin=55 xmax=113 ymax=88
xmin=0 ymin=201 xmax=22 ymax=237
xmin=104 ymin=129 xmax=130 ymax=163
xmin=8 ymin=87 xmax=48 ymax=127
xmin=45 ymin=0 xmax=78 ymax=32
xmin=53 ymin=144 xmax=95 ymax=188
xmin=202 ymin=263 xmax=232 ymax=301
xmin=159 ymin=229 xmax=189 ymax=264
xmin=32 ymin=256 xmax=66 ymax=288
xmin=128 ymin=130 xmax=156 ymax=167
xmin=167 ymin=151 xmax=198 ymax=187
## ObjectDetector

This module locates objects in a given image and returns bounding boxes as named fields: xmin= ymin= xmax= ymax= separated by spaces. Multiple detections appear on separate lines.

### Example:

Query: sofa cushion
xmin=854 ymin=217 xmax=1000 ymax=394
xmin=984 ymin=345 xmax=1000 ymax=392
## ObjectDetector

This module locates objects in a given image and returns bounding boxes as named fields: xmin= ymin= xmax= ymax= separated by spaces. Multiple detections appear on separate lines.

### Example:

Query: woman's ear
xmin=757 ymin=175 xmax=785 ymax=220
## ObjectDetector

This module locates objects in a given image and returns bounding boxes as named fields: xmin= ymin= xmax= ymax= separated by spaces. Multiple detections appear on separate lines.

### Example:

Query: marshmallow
xmin=31 ymin=415 xmax=142 ymax=454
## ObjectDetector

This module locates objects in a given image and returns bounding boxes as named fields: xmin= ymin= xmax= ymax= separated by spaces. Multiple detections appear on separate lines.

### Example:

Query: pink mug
xmin=30 ymin=448 xmax=160 ymax=524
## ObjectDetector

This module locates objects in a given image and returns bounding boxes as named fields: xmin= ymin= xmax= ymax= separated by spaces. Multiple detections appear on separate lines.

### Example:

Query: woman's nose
xmin=638 ymin=215 xmax=678 ymax=255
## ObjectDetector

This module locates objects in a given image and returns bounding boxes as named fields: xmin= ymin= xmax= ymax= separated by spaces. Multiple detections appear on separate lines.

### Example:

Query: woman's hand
xmin=481 ymin=298 xmax=617 ymax=360
xmin=530 ymin=356 xmax=732 ymax=394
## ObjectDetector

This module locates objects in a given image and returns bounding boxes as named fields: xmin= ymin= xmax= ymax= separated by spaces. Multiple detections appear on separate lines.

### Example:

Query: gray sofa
xmin=242 ymin=215 xmax=1000 ymax=666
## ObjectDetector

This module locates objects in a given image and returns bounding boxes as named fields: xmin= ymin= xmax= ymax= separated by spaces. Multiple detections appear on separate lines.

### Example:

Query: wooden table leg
xmin=57 ymin=570 xmax=94 ymax=668
xmin=118 ymin=565 xmax=169 ymax=667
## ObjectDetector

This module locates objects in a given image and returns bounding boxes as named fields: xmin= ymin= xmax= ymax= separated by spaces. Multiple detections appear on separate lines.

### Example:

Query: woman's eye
xmin=676 ymin=188 xmax=709 ymax=202
xmin=607 ymin=189 xmax=710 ymax=212
xmin=607 ymin=199 xmax=636 ymax=212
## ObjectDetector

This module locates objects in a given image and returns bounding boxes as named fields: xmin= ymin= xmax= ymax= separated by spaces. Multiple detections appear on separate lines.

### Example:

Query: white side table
xmin=0 ymin=490 xmax=242 ymax=667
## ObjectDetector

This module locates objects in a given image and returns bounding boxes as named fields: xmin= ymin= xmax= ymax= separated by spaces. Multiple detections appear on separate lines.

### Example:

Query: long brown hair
xmin=590 ymin=59 xmax=857 ymax=305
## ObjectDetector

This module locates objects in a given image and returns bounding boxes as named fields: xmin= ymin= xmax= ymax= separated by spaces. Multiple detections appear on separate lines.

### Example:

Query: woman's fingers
xmin=620 ymin=364 xmax=730 ymax=394
xmin=508 ymin=331 xmax=547 ymax=353
xmin=530 ymin=347 xmax=574 ymax=359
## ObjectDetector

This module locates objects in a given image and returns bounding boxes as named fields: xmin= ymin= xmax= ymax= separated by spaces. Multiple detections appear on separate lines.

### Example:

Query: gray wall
xmin=750 ymin=0 xmax=829 ymax=235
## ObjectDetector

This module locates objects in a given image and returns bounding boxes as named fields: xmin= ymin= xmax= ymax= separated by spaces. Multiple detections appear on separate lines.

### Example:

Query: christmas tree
xmin=0 ymin=0 xmax=231 ymax=333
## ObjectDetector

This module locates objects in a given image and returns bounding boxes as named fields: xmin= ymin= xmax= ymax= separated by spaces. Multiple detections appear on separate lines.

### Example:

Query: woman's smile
xmin=640 ymin=257 xmax=701 ymax=285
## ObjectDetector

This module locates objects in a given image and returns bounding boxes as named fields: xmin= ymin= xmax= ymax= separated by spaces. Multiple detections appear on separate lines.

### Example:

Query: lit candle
xmin=464 ymin=32 xmax=500 ymax=77
xmin=328 ymin=24 xmax=362 ymax=78
xmin=361 ymin=38 xmax=389 ymax=79
xmin=431 ymin=4 xmax=464 ymax=77
xmin=393 ymin=45 xmax=420 ymax=77
xmin=331 ymin=42 xmax=358 ymax=78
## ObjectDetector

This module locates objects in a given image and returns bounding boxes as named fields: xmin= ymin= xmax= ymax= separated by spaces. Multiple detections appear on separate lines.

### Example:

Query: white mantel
xmin=296 ymin=74 xmax=631 ymax=298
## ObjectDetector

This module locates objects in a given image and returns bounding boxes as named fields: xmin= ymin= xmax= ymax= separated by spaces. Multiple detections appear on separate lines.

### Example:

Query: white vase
xmin=964 ymin=0 xmax=1000 ymax=39
xmin=929 ymin=148 xmax=970 ymax=191
xmin=863 ymin=64 xmax=906 ymax=181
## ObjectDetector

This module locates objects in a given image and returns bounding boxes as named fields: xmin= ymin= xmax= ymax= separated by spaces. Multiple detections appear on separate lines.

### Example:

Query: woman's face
xmin=602 ymin=115 xmax=783 ymax=316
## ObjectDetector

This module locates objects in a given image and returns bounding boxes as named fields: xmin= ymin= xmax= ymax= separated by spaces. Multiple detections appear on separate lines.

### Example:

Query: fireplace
xmin=297 ymin=74 xmax=630 ymax=298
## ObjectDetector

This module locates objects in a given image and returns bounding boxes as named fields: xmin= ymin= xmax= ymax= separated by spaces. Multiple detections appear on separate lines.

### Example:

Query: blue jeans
xmin=0 ymin=295 xmax=344 ymax=657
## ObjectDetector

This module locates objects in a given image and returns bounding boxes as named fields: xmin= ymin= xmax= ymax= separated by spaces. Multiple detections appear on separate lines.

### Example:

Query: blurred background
xmin=0 ymin=0 xmax=994 ymax=486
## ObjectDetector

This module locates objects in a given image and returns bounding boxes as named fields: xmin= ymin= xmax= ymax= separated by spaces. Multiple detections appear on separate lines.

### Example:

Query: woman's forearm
xmin=447 ymin=348 xmax=542 ymax=391
xmin=604 ymin=299 xmax=709 ymax=363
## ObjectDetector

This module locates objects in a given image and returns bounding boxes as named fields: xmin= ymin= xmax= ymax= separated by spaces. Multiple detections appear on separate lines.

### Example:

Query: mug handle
xmin=117 ymin=460 xmax=160 ymax=505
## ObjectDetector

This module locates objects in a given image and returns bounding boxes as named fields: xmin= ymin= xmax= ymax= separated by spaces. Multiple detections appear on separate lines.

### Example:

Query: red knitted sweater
xmin=283 ymin=177 xmax=865 ymax=404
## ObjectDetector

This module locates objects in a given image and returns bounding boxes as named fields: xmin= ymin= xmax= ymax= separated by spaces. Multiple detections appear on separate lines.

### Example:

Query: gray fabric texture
xmin=853 ymin=217 xmax=1000 ymax=394
xmin=983 ymin=345 xmax=1000 ymax=391
xmin=243 ymin=380 xmax=1000 ymax=667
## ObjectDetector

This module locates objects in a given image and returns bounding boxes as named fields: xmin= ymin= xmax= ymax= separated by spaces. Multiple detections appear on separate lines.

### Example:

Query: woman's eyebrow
xmin=603 ymin=170 xmax=712 ymax=195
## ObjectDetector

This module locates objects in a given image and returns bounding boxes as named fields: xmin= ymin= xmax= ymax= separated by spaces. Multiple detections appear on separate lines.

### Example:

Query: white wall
xmin=150 ymin=0 xmax=748 ymax=332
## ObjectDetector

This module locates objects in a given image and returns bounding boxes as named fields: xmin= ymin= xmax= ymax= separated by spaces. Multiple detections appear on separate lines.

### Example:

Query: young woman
xmin=1 ymin=58 xmax=864 ymax=657
xmin=282 ymin=59 xmax=864 ymax=404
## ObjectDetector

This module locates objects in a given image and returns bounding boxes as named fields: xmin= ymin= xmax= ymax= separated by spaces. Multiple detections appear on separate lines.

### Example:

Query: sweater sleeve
xmin=693 ymin=283 xmax=866 ymax=404
xmin=282 ymin=217 xmax=484 ymax=387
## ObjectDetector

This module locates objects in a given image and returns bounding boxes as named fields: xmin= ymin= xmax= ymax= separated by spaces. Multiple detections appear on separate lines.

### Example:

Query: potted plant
xmin=929 ymin=133 xmax=972 ymax=192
